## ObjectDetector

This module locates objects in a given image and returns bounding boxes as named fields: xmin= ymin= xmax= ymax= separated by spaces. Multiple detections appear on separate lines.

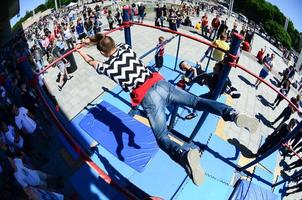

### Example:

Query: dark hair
xmin=179 ymin=60 xmax=185 ymax=69
xmin=96 ymin=34 xmax=116 ymax=54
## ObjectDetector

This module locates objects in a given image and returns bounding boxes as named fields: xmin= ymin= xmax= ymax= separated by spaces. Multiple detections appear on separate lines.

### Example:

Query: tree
xmin=233 ymin=0 xmax=300 ymax=51
xmin=264 ymin=20 xmax=292 ymax=48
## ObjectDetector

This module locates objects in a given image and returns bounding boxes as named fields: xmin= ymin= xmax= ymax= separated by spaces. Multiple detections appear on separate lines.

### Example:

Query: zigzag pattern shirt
xmin=96 ymin=44 xmax=151 ymax=92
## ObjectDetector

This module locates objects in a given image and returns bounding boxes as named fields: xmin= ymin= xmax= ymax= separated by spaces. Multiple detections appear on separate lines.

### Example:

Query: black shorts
xmin=78 ymin=33 xmax=87 ymax=40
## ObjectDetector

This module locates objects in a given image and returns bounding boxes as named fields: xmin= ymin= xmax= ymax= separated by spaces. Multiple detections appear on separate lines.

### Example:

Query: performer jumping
xmin=76 ymin=33 xmax=259 ymax=186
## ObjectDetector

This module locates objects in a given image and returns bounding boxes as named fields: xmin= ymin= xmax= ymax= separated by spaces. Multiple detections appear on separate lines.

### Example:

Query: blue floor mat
xmin=70 ymin=164 xmax=127 ymax=200
xmin=78 ymin=101 xmax=159 ymax=173
xmin=229 ymin=179 xmax=278 ymax=200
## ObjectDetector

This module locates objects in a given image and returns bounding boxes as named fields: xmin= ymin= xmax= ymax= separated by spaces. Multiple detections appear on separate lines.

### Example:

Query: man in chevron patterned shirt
xmin=76 ymin=34 xmax=258 ymax=186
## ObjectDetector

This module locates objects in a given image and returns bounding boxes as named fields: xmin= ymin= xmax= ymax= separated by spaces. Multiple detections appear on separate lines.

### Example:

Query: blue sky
xmin=10 ymin=0 xmax=46 ymax=26
xmin=266 ymin=0 xmax=302 ymax=32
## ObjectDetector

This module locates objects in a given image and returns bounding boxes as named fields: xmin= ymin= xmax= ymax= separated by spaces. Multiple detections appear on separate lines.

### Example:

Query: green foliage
xmin=12 ymin=10 xmax=33 ymax=32
xmin=234 ymin=0 xmax=300 ymax=51
xmin=35 ymin=4 xmax=47 ymax=13
xmin=264 ymin=20 xmax=292 ymax=48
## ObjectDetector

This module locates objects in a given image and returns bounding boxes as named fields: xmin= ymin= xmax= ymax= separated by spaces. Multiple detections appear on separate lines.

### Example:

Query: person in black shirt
xmin=255 ymin=118 xmax=296 ymax=157
xmin=138 ymin=4 xmax=146 ymax=23
xmin=162 ymin=5 xmax=167 ymax=18
xmin=115 ymin=8 xmax=122 ymax=26
xmin=216 ymin=20 xmax=228 ymax=39
xmin=154 ymin=4 xmax=163 ymax=27
xmin=271 ymin=96 xmax=301 ymax=127
xmin=271 ymin=80 xmax=290 ymax=109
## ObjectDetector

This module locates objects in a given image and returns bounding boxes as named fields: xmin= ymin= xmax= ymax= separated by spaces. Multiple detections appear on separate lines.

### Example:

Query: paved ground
xmin=36 ymin=1 xmax=302 ymax=199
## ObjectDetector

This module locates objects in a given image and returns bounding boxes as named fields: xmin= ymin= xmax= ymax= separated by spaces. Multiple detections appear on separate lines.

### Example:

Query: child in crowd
xmin=155 ymin=36 xmax=165 ymax=70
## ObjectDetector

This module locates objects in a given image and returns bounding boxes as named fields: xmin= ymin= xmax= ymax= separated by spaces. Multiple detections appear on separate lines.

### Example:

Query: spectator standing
xmin=201 ymin=13 xmax=208 ymax=37
xmin=107 ymin=10 xmax=115 ymax=30
xmin=138 ymin=4 xmax=146 ymax=23
xmin=255 ymin=119 xmax=296 ymax=156
xmin=271 ymin=80 xmax=290 ymax=109
xmin=212 ymin=33 xmax=229 ymax=62
xmin=168 ymin=9 xmax=177 ymax=31
xmin=271 ymin=96 xmax=301 ymax=127
xmin=115 ymin=8 xmax=122 ymax=26
xmin=76 ymin=18 xmax=87 ymax=40
xmin=30 ymin=45 xmax=44 ymax=72
xmin=210 ymin=15 xmax=220 ymax=40
xmin=63 ymin=24 xmax=74 ymax=50
xmin=216 ymin=20 xmax=228 ymax=39
xmin=254 ymin=53 xmax=275 ymax=89
xmin=155 ymin=4 xmax=163 ymax=27
xmin=155 ymin=36 xmax=165 ymax=69
xmin=256 ymin=46 xmax=266 ymax=63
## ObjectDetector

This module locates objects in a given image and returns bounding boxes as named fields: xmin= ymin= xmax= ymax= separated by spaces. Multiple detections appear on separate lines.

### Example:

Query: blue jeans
xmin=141 ymin=80 xmax=235 ymax=162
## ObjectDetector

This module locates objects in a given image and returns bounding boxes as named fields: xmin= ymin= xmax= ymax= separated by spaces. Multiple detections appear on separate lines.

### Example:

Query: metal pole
xmin=54 ymin=0 xmax=58 ymax=11
xmin=168 ymin=35 xmax=182 ymax=130
xmin=204 ymin=47 xmax=213 ymax=72
xmin=139 ymin=35 xmax=178 ymax=59
xmin=122 ymin=7 xmax=132 ymax=47
xmin=174 ymin=35 xmax=181 ymax=71
xmin=239 ymin=120 xmax=302 ymax=172
xmin=188 ymin=33 xmax=243 ymax=142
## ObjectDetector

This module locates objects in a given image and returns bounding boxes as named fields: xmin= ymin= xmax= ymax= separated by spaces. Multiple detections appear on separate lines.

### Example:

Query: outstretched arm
xmin=76 ymin=46 xmax=100 ymax=70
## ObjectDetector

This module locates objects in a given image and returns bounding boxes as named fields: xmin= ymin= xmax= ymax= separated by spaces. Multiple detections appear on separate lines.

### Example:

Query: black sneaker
xmin=182 ymin=148 xmax=205 ymax=186
xmin=231 ymin=93 xmax=241 ymax=99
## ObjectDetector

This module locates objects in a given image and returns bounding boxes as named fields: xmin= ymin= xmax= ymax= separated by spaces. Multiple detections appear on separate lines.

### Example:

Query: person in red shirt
xmin=242 ymin=41 xmax=250 ymax=52
xmin=209 ymin=15 xmax=220 ymax=40
xmin=155 ymin=36 xmax=165 ymax=69
xmin=256 ymin=46 xmax=266 ymax=63
xmin=201 ymin=14 xmax=208 ymax=37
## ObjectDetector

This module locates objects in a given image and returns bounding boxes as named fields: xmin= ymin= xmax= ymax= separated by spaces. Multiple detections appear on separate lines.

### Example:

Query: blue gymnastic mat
xmin=229 ymin=179 xmax=278 ymax=200
xmin=78 ymin=101 xmax=159 ymax=172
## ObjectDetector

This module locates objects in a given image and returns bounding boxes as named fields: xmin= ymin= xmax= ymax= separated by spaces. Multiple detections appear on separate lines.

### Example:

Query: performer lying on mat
xmin=76 ymin=33 xmax=258 ymax=186
xmin=179 ymin=61 xmax=241 ymax=120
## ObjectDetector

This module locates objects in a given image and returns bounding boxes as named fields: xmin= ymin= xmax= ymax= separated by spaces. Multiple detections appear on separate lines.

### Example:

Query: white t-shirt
xmin=13 ymin=158 xmax=41 ymax=188
xmin=63 ymin=29 xmax=73 ymax=40
xmin=3 ymin=125 xmax=24 ymax=149
xmin=15 ymin=107 xmax=37 ymax=134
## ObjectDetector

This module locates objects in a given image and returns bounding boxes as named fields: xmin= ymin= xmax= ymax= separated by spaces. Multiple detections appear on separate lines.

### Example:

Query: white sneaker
xmin=235 ymin=113 xmax=258 ymax=133
xmin=183 ymin=148 xmax=205 ymax=186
